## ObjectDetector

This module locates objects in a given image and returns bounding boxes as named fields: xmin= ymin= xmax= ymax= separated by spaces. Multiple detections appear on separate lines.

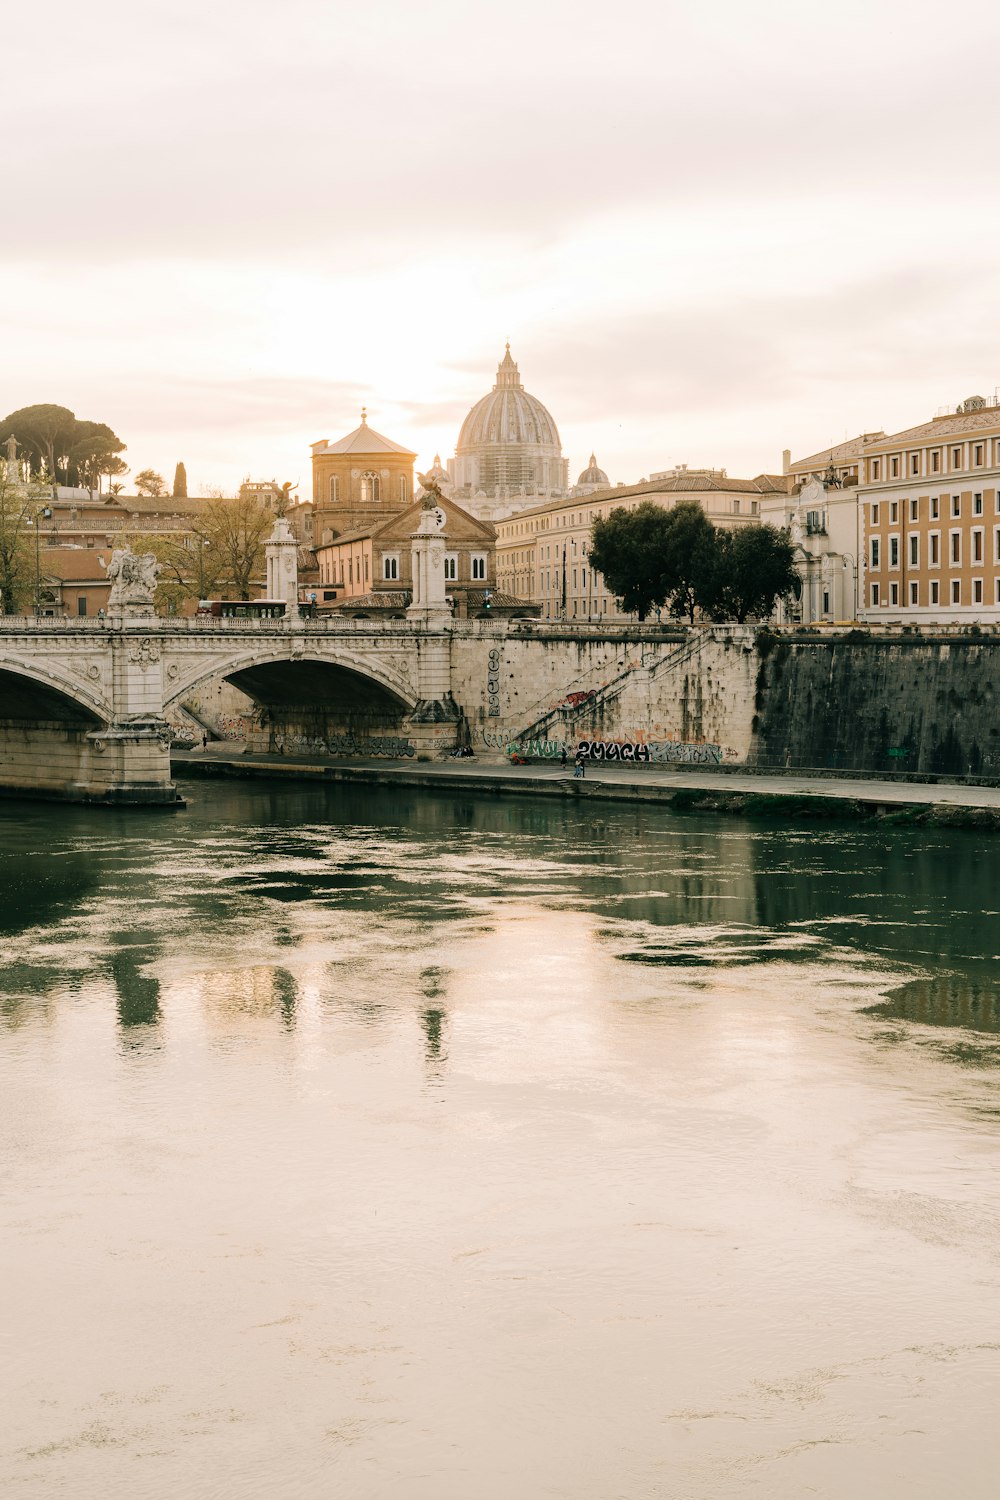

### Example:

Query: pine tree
xmin=172 ymin=461 xmax=188 ymax=499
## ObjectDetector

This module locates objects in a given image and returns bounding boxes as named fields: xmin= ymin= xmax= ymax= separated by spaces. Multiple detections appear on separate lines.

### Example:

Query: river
xmin=2 ymin=778 xmax=999 ymax=1498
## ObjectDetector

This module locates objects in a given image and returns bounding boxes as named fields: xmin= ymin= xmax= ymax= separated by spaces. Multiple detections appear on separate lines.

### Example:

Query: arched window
xmin=329 ymin=475 xmax=339 ymax=504
xmin=360 ymin=471 xmax=381 ymax=504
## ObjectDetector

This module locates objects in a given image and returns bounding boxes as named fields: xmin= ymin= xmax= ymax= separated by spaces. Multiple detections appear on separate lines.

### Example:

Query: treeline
xmin=589 ymin=500 xmax=798 ymax=623
xmin=0 ymin=404 xmax=127 ymax=493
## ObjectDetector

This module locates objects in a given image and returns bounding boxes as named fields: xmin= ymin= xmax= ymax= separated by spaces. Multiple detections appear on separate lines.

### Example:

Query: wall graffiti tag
xmin=274 ymin=732 xmax=415 ymax=758
xmin=486 ymin=645 xmax=502 ymax=718
xmin=480 ymin=728 xmax=727 ymax=764
xmin=577 ymin=737 xmax=723 ymax=764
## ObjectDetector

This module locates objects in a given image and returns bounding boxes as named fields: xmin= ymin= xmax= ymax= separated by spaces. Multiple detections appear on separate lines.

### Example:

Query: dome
xmin=456 ymin=346 xmax=561 ymax=455
xmin=453 ymin=346 xmax=564 ymax=499
xmin=577 ymin=453 xmax=608 ymax=487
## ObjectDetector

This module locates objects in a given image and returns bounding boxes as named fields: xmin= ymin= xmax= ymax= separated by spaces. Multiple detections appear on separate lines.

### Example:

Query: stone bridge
xmin=0 ymin=614 xmax=470 ymax=803
xmin=0 ymin=610 xmax=771 ymax=804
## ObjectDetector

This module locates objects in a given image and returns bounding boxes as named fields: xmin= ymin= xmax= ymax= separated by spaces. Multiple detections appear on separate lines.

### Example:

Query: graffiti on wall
xmin=274 ymin=732 xmax=415 ymax=758
xmin=481 ymin=728 xmax=730 ymax=764
xmin=486 ymin=646 xmax=502 ymax=717
xmin=577 ymin=737 xmax=723 ymax=764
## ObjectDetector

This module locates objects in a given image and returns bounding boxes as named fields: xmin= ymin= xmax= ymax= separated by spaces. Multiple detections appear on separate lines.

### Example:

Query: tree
xmin=589 ymin=501 xmax=675 ymax=620
xmin=135 ymin=469 xmax=167 ymax=497
xmin=172 ymin=462 xmax=188 ymax=499
xmin=122 ymin=528 xmax=223 ymax=615
xmin=589 ymin=499 xmax=720 ymax=622
xmin=0 ymin=407 xmax=126 ymax=491
xmin=199 ymin=493 xmax=272 ymax=598
xmin=704 ymin=524 xmax=798 ymax=623
xmin=0 ymin=472 xmax=52 ymax=614
xmin=659 ymin=501 xmax=718 ymax=624
xmin=67 ymin=421 xmax=128 ymax=496
xmin=0 ymin=405 xmax=75 ymax=485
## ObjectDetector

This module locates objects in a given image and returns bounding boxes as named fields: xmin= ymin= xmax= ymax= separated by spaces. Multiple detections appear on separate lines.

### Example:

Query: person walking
xmin=560 ymin=747 xmax=568 ymax=768
xmin=202 ymin=733 xmax=209 ymax=751
xmin=573 ymin=750 xmax=586 ymax=779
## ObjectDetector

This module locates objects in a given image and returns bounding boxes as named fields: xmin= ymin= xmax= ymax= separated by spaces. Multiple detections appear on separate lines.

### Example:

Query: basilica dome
xmin=577 ymin=453 xmax=609 ymax=488
xmin=451 ymin=346 xmax=566 ymax=501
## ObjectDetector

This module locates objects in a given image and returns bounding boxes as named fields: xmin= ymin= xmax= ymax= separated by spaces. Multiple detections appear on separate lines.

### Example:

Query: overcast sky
xmin=5 ymin=0 xmax=1000 ymax=494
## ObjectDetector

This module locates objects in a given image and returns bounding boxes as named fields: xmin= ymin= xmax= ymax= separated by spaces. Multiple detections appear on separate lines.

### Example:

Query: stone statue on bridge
xmin=106 ymin=546 xmax=161 ymax=617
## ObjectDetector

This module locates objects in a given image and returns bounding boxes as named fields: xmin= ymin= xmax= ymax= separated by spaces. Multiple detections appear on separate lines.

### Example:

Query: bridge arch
xmin=162 ymin=645 xmax=419 ymax=721
xmin=0 ymin=658 xmax=110 ymax=726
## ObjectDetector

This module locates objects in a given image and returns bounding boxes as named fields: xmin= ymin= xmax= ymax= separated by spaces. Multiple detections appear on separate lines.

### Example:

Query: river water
xmin=2 ymin=779 xmax=999 ymax=1498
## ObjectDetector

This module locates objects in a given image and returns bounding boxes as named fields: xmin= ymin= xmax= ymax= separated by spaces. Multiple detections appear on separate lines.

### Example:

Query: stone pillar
xmin=407 ymin=503 xmax=451 ymax=627
xmin=264 ymin=515 xmax=299 ymax=614
xmin=402 ymin=504 xmax=461 ymax=754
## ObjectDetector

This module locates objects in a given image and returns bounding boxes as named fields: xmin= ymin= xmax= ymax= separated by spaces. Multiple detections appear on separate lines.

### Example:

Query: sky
xmin=6 ymin=0 xmax=1000 ymax=495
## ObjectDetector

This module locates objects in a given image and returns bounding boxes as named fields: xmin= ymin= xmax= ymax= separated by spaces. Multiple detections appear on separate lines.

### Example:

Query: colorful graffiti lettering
xmin=578 ymin=738 xmax=723 ymax=765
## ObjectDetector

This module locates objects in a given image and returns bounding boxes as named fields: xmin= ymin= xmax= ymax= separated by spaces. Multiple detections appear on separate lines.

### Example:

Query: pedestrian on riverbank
xmin=574 ymin=751 xmax=586 ymax=779
xmin=202 ymin=733 xmax=208 ymax=751
xmin=560 ymin=747 xmax=568 ymax=768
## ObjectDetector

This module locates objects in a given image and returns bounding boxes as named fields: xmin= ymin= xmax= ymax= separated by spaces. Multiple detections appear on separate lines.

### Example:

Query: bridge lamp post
xmin=29 ymin=505 xmax=53 ymax=617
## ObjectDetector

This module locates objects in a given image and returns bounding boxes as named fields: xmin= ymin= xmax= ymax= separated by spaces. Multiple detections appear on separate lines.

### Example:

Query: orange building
xmin=860 ymin=396 xmax=1000 ymax=623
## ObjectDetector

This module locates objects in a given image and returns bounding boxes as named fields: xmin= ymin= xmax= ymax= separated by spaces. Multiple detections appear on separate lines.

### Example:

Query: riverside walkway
xmin=173 ymin=747 xmax=1000 ymax=815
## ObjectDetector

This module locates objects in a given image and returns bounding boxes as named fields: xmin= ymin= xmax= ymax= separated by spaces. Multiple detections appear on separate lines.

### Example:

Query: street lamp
xmin=30 ymin=505 xmax=53 ymax=617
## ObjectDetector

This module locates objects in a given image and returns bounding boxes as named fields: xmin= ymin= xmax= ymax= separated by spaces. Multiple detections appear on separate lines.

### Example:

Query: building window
xmin=329 ymin=476 xmax=339 ymax=504
xmin=909 ymin=581 xmax=919 ymax=605
xmin=952 ymin=447 xmax=963 ymax=469
xmin=751 ymin=500 xmax=759 ymax=515
xmin=950 ymin=532 xmax=961 ymax=565
xmin=361 ymin=471 xmax=381 ymax=504
xmin=910 ymin=498 xmax=918 ymax=521
xmin=870 ymin=538 xmax=880 ymax=569
xmin=996 ymin=578 xmax=1000 ymax=605
xmin=822 ymin=590 xmax=830 ymax=614
xmin=931 ymin=451 xmax=940 ymax=472
xmin=974 ymin=578 xmax=984 ymax=604
xmin=890 ymin=501 xmax=898 ymax=522
xmin=871 ymin=460 xmax=881 ymax=481
xmin=890 ymin=457 xmax=899 ymax=478
xmin=890 ymin=582 xmax=899 ymax=605
xmin=383 ymin=554 xmax=399 ymax=580
xmin=77 ymin=596 xmax=87 ymax=616
xmin=930 ymin=532 xmax=940 ymax=566
xmin=871 ymin=502 xmax=880 ymax=525
xmin=931 ymin=496 xmax=939 ymax=519
xmin=951 ymin=579 xmax=961 ymax=605
xmin=733 ymin=498 xmax=740 ymax=514
xmin=973 ymin=528 xmax=984 ymax=563
xmin=910 ymin=454 xmax=919 ymax=476
xmin=995 ymin=526 xmax=1000 ymax=564
xmin=869 ymin=582 xmax=880 ymax=605
xmin=931 ymin=580 xmax=939 ymax=605
xmin=975 ymin=444 xmax=984 ymax=466
xmin=974 ymin=492 xmax=983 ymax=515
xmin=909 ymin=535 xmax=919 ymax=566
xmin=443 ymin=554 xmax=457 ymax=581
xmin=889 ymin=535 xmax=899 ymax=569
xmin=951 ymin=494 xmax=961 ymax=517
xmin=471 ymin=554 xmax=487 ymax=580
xmin=399 ymin=475 xmax=408 ymax=505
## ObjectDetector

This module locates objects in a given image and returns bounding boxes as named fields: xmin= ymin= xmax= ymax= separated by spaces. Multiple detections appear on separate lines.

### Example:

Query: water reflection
xmin=3 ymin=781 xmax=1000 ymax=1498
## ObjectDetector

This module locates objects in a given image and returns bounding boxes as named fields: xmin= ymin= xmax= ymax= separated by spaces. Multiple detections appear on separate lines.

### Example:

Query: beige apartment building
xmin=495 ymin=468 xmax=789 ymax=621
xmin=859 ymin=396 xmax=1000 ymax=624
